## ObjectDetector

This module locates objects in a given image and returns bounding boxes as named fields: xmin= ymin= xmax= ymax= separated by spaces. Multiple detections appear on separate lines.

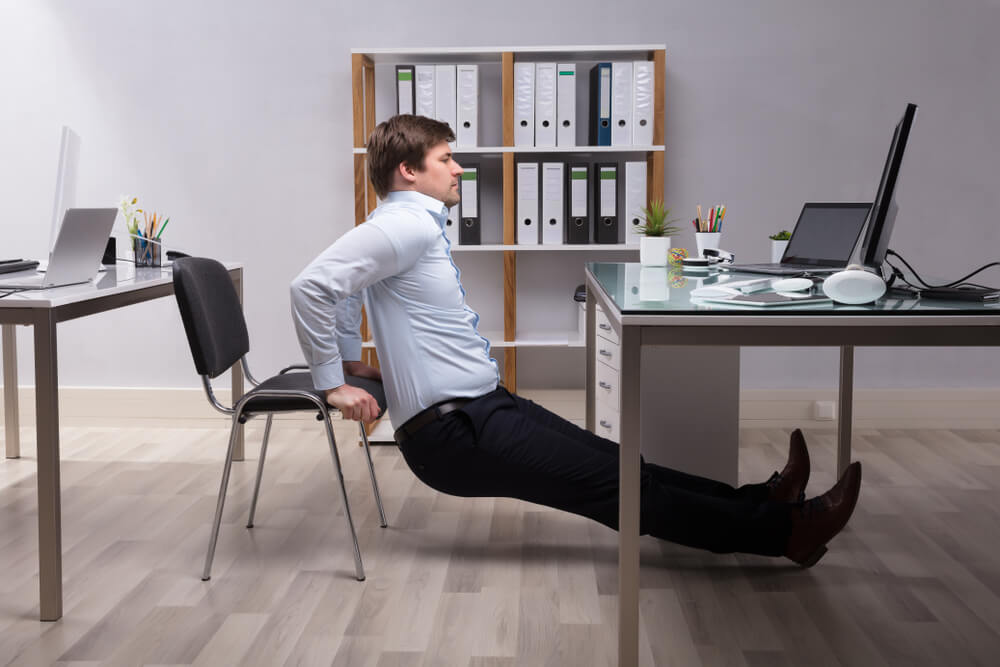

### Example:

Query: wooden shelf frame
xmin=350 ymin=46 xmax=666 ymax=392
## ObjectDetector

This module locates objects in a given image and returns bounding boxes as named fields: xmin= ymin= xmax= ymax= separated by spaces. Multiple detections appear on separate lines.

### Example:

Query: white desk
xmin=584 ymin=262 xmax=1000 ymax=667
xmin=0 ymin=263 xmax=244 ymax=621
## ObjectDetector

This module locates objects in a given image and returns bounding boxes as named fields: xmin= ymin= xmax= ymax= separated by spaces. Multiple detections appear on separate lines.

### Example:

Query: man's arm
xmin=290 ymin=215 xmax=435 ymax=419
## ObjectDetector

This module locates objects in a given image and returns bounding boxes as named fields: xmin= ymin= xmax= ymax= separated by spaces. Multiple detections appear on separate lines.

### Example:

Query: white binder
xmin=434 ymin=65 xmax=457 ymax=145
xmin=624 ymin=161 xmax=647 ymax=245
xmin=396 ymin=65 xmax=414 ymax=115
xmin=611 ymin=61 xmax=633 ymax=146
xmin=516 ymin=162 xmax=540 ymax=245
xmin=456 ymin=64 xmax=479 ymax=147
xmin=444 ymin=204 xmax=460 ymax=246
xmin=534 ymin=62 xmax=556 ymax=148
xmin=541 ymin=162 xmax=565 ymax=244
xmin=415 ymin=65 xmax=435 ymax=117
xmin=632 ymin=60 xmax=654 ymax=146
xmin=556 ymin=63 xmax=576 ymax=147
xmin=514 ymin=62 xmax=535 ymax=146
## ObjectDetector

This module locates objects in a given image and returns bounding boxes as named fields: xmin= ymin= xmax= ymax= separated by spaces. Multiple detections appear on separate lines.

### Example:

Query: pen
xmin=155 ymin=217 xmax=170 ymax=239
xmin=696 ymin=205 xmax=704 ymax=232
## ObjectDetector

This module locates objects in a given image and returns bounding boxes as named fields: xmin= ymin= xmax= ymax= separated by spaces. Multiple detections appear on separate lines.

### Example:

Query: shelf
xmin=361 ymin=330 xmax=585 ymax=349
xmin=352 ymin=44 xmax=666 ymax=64
xmin=450 ymin=244 xmax=639 ymax=252
xmin=352 ymin=145 xmax=665 ymax=155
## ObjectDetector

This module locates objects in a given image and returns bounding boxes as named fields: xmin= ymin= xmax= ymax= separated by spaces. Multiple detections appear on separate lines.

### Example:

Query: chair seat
xmin=243 ymin=372 xmax=387 ymax=417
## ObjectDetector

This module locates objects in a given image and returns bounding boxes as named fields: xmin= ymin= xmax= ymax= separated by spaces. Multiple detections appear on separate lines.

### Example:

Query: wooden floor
xmin=1 ymin=400 xmax=999 ymax=666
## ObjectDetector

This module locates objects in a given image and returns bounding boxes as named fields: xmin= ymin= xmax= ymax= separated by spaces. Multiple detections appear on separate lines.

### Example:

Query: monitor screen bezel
xmin=859 ymin=103 xmax=917 ymax=272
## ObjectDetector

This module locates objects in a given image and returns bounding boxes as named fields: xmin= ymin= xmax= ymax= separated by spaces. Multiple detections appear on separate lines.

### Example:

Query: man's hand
xmin=343 ymin=360 xmax=382 ymax=381
xmin=325 ymin=384 xmax=380 ymax=422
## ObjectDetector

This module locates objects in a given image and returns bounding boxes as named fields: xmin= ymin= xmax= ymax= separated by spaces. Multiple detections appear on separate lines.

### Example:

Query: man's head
xmin=367 ymin=114 xmax=462 ymax=207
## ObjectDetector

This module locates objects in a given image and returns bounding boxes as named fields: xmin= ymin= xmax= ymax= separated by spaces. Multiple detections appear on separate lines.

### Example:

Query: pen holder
xmin=695 ymin=232 xmax=721 ymax=259
xmin=133 ymin=238 xmax=162 ymax=267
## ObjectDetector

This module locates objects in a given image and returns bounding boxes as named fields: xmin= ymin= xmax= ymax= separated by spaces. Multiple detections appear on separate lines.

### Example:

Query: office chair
xmin=171 ymin=257 xmax=386 ymax=582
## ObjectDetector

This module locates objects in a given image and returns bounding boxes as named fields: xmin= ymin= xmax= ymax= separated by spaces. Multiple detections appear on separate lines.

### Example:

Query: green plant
xmin=769 ymin=230 xmax=792 ymax=241
xmin=635 ymin=199 xmax=681 ymax=237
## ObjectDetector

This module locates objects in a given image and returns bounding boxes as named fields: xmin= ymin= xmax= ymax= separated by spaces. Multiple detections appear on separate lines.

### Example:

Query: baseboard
xmin=3 ymin=386 xmax=1000 ymax=429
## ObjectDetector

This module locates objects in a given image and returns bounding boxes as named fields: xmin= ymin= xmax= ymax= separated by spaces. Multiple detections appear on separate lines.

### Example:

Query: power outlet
xmin=813 ymin=401 xmax=836 ymax=421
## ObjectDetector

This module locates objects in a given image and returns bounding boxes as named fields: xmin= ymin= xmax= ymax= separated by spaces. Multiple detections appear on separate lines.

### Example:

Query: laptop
xmin=723 ymin=202 xmax=872 ymax=276
xmin=0 ymin=208 xmax=117 ymax=290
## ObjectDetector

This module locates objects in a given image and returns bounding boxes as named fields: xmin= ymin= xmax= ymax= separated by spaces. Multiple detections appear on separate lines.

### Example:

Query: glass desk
xmin=0 ymin=262 xmax=244 ymax=621
xmin=584 ymin=262 xmax=1000 ymax=667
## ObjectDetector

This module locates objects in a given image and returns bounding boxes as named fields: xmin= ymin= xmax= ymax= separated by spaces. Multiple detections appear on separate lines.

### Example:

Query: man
xmin=291 ymin=114 xmax=861 ymax=567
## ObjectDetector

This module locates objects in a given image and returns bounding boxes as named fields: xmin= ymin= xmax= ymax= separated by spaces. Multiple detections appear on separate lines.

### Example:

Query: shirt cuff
xmin=309 ymin=359 xmax=346 ymax=391
xmin=338 ymin=335 xmax=362 ymax=363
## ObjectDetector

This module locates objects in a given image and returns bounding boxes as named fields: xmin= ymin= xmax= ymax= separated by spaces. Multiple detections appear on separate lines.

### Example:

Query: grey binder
xmin=459 ymin=164 xmax=481 ymax=245
xmin=566 ymin=164 xmax=590 ymax=244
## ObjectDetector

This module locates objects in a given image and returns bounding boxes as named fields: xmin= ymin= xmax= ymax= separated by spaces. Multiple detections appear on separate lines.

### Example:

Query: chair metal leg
xmin=321 ymin=415 xmax=366 ymax=581
xmin=246 ymin=414 xmax=273 ymax=528
xmin=359 ymin=424 xmax=387 ymax=528
xmin=202 ymin=411 xmax=244 ymax=581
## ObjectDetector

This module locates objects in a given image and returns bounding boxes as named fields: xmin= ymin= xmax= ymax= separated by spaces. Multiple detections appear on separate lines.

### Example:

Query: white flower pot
xmin=639 ymin=235 xmax=671 ymax=266
xmin=771 ymin=239 xmax=789 ymax=263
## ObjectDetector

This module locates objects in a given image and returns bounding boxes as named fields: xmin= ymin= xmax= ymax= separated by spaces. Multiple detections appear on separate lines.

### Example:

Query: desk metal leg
xmin=837 ymin=345 xmax=854 ymax=475
xmin=34 ymin=312 xmax=62 ymax=620
xmin=618 ymin=326 xmax=641 ymax=667
xmin=585 ymin=290 xmax=595 ymax=432
xmin=3 ymin=324 xmax=19 ymax=458
xmin=231 ymin=268 xmax=245 ymax=462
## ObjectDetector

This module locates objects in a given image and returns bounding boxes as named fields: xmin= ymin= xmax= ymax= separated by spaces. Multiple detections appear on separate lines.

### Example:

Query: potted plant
xmin=635 ymin=199 xmax=680 ymax=266
xmin=769 ymin=230 xmax=791 ymax=263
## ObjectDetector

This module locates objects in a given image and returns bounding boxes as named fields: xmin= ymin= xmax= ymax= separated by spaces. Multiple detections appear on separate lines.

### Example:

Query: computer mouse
xmin=690 ymin=286 xmax=740 ymax=299
xmin=772 ymin=278 xmax=813 ymax=292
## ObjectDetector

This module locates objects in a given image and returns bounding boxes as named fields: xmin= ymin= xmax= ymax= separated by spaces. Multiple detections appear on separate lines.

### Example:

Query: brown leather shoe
xmin=785 ymin=461 xmax=862 ymax=567
xmin=766 ymin=428 xmax=810 ymax=503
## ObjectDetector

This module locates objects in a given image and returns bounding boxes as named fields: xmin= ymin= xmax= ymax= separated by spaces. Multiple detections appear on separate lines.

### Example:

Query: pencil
xmin=696 ymin=205 xmax=704 ymax=232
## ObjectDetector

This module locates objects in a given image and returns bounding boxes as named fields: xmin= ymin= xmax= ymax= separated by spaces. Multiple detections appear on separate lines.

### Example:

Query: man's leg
xmin=503 ymin=390 xmax=771 ymax=505
xmin=398 ymin=389 xmax=790 ymax=557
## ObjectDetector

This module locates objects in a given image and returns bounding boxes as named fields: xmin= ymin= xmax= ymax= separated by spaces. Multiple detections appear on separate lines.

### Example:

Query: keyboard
xmin=0 ymin=259 xmax=40 ymax=275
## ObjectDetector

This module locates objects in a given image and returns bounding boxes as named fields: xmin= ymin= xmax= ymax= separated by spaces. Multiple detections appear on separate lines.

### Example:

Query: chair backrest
xmin=172 ymin=257 xmax=250 ymax=378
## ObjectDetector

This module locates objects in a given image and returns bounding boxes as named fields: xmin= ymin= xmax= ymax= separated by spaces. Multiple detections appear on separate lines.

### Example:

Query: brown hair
xmin=366 ymin=114 xmax=455 ymax=199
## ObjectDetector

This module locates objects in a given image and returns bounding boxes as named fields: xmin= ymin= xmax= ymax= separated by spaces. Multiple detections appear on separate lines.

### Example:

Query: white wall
xmin=1 ymin=0 xmax=998 ymax=391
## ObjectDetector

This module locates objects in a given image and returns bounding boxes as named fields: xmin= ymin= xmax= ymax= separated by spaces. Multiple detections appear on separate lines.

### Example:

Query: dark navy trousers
xmin=398 ymin=387 xmax=792 ymax=556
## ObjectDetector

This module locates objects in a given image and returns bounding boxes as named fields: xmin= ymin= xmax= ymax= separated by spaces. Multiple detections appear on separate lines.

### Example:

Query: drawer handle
xmin=599 ymin=349 xmax=612 ymax=358
xmin=599 ymin=323 xmax=612 ymax=331
xmin=599 ymin=381 xmax=612 ymax=390
xmin=599 ymin=419 xmax=612 ymax=429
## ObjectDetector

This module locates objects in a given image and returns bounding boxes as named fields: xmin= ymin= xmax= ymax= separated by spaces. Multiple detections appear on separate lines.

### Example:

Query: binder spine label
xmin=600 ymin=167 xmax=616 ymax=216
xmin=461 ymin=170 xmax=478 ymax=218
xmin=571 ymin=168 xmax=588 ymax=217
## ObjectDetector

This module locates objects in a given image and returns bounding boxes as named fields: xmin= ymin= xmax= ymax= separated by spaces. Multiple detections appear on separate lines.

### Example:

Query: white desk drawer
xmin=594 ymin=336 xmax=620 ymax=370
xmin=595 ymin=305 xmax=619 ymax=346
xmin=595 ymin=360 xmax=620 ymax=412
xmin=595 ymin=402 xmax=620 ymax=443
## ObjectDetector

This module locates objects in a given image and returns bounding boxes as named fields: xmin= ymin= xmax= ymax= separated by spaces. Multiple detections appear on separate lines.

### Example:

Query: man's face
xmin=409 ymin=141 xmax=463 ymax=208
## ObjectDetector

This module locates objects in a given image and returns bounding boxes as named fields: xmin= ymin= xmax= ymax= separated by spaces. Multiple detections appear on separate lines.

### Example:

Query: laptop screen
xmin=782 ymin=203 xmax=872 ymax=266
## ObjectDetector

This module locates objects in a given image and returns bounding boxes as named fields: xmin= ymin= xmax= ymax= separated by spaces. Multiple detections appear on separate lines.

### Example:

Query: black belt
xmin=393 ymin=398 xmax=473 ymax=444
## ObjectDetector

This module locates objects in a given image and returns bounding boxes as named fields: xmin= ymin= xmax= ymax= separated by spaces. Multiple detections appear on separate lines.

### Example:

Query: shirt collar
xmin=384 ymin=190 xmax=449 ymax=226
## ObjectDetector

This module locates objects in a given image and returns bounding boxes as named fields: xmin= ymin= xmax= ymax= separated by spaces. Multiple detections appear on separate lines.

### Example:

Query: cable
xmin=885 ymin=249 xmax=999 ymax=291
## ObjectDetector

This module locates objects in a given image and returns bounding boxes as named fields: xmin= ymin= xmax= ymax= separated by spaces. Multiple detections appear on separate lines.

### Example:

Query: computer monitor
xmin=49 ymin=126 xmax=81 ymax=253
xmin=858 ymin=103 xmax=917 ymax=274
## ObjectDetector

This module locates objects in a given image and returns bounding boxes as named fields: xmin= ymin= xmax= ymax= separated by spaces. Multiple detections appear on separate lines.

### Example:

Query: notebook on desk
xmin=0 ymin=208 xmax=117 ymax=290
xmin=723 ymin=202 xmax=872 ymax=275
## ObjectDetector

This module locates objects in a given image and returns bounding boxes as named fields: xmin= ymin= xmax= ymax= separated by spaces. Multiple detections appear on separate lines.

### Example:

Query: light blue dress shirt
xmin=290 ymin=190 xmax=499 ymax=424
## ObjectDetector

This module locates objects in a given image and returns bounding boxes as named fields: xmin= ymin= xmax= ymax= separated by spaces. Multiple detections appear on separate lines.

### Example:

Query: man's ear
xmin=397 ymin=161 xmax=418 ymax=185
